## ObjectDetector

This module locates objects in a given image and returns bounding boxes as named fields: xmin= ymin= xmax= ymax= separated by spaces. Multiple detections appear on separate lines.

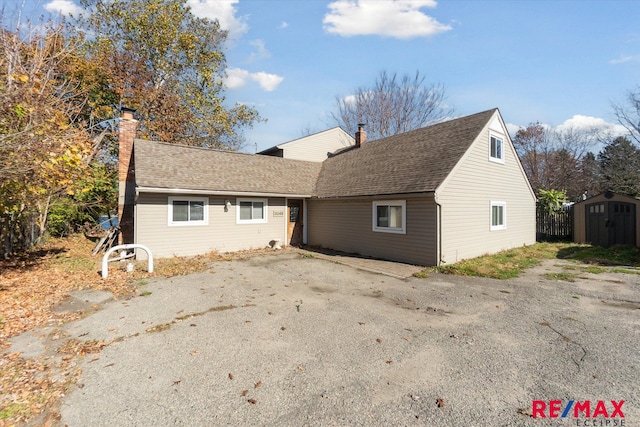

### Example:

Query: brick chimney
xmin=118 ymin=107 xmax=138 ymax=244
xmin=355 ymin=123 xmax=366 ymax=147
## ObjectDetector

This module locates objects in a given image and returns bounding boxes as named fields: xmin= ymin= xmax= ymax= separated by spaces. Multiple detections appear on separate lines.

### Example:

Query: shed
xmin=573 ymin=192 xmax=640 ymax=247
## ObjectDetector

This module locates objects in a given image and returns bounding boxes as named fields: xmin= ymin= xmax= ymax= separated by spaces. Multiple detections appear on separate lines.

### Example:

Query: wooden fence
xmin=536 ymin=205 xmax=573 ymax=241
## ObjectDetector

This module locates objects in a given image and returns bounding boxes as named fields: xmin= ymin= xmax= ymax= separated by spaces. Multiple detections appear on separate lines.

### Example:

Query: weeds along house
xmin=118 ymin=108 xmax=536 ymax=265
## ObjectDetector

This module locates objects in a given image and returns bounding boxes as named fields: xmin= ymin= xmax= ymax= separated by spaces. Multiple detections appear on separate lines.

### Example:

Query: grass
xmin=428 ymin=243 xmax=560 ymax=279
xmin=557 ymin=244 xmax=640 ymax=266
xmin=0 ymin=403 xmax=29 ymax=420
xmin=544 ymin=272 xmax=579 ymax=282
xmin=611 ymin=267 xmax=640 ymax=275
xmin=412 ymin=270 xmax=430 ymax=278
xmin=414 ymin=242 xmax=640 ymax=280
xmin=555 ymin=264 xmax=606 ymax=274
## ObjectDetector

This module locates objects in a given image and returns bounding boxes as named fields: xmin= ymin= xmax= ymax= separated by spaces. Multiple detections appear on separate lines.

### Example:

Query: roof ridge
xmin=134 ymin=138 xmax=319 ymax=165
xmin=364 ymin=108 xmax=498 ymax=145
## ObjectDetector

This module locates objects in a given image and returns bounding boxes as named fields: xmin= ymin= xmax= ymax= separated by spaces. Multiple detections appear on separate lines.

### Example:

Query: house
xmin=573 ymin=191 xmax=639 ymax=247
xmin=118 ymin=108 xmax=536 ymax=265
xmin=258 ymin=127 xmax=354 ymax=162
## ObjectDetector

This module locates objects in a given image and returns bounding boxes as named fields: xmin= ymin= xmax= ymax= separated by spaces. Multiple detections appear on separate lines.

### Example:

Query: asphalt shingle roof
xmin=314 ymin=109 xmax=497 ymax=198
xmin=134 ymin=139 xmax=322 ymax=196
xmin=133 ymin=109 xmax=497 ymax=199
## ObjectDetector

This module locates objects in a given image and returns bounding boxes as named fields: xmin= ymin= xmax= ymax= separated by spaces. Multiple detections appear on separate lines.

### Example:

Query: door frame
xmin=286 ymin=198 xmax=306 ymax=246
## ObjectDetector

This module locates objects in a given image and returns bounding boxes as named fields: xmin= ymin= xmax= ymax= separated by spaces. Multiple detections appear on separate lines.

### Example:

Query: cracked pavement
xmin=8 ymin=253 xmax=640 ymax=426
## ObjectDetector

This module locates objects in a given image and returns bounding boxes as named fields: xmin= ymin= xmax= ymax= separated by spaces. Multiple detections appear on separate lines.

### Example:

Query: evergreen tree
xmin=597 ymin=136 xmax=640 ymax=196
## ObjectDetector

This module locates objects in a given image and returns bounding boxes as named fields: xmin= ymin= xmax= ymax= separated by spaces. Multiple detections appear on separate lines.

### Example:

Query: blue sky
xmin=5 ymin=0 xmax=640 ymax=153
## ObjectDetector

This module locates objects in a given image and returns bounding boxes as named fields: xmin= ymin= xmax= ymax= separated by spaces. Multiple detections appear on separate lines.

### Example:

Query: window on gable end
xmin=490 ymin=134 xmax=504 ymax=163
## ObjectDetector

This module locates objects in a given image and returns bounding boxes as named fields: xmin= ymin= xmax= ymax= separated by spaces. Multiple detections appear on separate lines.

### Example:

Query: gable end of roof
xmin=314 ymin=109 xmax=498 ymax=198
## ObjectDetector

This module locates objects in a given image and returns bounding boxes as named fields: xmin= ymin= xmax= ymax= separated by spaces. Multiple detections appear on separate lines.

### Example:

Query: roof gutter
xmin=313 ymin=190 xmax=436 ymax=200
xmin=136 ymin=186 xmax=312 ymax=199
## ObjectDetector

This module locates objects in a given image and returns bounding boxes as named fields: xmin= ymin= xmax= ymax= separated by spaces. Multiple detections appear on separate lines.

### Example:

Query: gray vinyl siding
xmin=135 ymin=193 xmax=287 ymax=259
xmin=307 ymin=196 xmax=437 ymax=266
xmin=437 ymin=117 xmax=536 ymax=264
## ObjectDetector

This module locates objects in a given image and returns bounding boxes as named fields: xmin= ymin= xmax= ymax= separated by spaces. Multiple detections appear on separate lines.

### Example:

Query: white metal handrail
xmin=101 ymin=244 xmax=153 ymax=278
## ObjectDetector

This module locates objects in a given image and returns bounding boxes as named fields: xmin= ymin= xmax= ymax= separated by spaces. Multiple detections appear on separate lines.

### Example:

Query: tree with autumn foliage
xmin=75 ymin=0 xmax=262 ymax=150
xmin=0 ymin=23 xmax=98 ymax=252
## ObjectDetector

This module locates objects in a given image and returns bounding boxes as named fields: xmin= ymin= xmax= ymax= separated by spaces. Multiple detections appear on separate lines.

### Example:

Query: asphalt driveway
xmin=11 ymin=250 xmax=640 ymax=426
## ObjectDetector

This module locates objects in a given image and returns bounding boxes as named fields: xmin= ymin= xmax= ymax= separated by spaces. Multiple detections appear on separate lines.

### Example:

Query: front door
xmin=287 ymin=200 xmax=303 ymax=246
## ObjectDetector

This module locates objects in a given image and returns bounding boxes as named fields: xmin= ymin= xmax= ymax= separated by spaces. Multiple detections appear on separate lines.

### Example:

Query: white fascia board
xmin=136 ymin=186 xmax=311 ymax=199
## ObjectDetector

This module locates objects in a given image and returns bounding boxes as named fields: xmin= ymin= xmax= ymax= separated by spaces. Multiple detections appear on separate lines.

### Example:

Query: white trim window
xmin=237 ymin=198 xmax=268 ymax=224
xmin=373 ymin=200 xmax=406 ymax=234
xmin=489 ymin=134 xmax=504 ymax=163
xmin=168 ymin=196 xmax=208 ymax=226
xmin=490 ymin=201 xmax=506 ymax=230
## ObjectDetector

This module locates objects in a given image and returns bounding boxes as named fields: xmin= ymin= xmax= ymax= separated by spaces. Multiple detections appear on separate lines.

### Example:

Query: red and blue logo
xmin=532 ymin=400 xmax=625 ymax=424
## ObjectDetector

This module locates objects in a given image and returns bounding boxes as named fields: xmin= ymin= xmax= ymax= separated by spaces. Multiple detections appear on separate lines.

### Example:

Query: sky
xmin=4 ymin=0 xmax=640 ymax=153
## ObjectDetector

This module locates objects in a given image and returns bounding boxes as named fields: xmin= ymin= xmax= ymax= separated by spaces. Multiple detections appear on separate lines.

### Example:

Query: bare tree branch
xmin=332 ymin=70 xmax=453 ymax=139
xmin=612 ymin=87 xmax=640 ymax=144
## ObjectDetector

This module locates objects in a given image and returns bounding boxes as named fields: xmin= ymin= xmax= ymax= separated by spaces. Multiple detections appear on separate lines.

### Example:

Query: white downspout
xmin=303 ymin=199 xmax=308 ymax=245
xmin=434 ymin=192 xmax=443 ymax=266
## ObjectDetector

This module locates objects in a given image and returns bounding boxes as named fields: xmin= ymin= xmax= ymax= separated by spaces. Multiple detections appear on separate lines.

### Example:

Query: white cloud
xmin=225 ymin=68 xmax=284 ymax=92
xmin=509 ymin=115 xmax=628 ymax=140
xmin=323 ymin=0 xmax=451 ymax=39
xmin=248 ymin=39 xmax=271 ymax=62
xmin=343 ymin=94 xmax=357 ymax=105
xmin=44 ymin=0 xmax=82 ymax=16
xmin=505 ymin=123 xmax=520 ymax=137
xmin=278 ymin=21 xmax=288 ymax=29
xmin=250 ymin=72 xmax=284 ymax=91
xmin=610 ymin=55 xmax=632 ymax=64
xmin=555 ymin=115 xmax=627 ymax=135
xmin=610 ymin=54 xmax=639 ymax=64
xmin=187 ymin=0 xmax=248 ymax=40
xmin=225 ymin=68 xmax=251 ymax=89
